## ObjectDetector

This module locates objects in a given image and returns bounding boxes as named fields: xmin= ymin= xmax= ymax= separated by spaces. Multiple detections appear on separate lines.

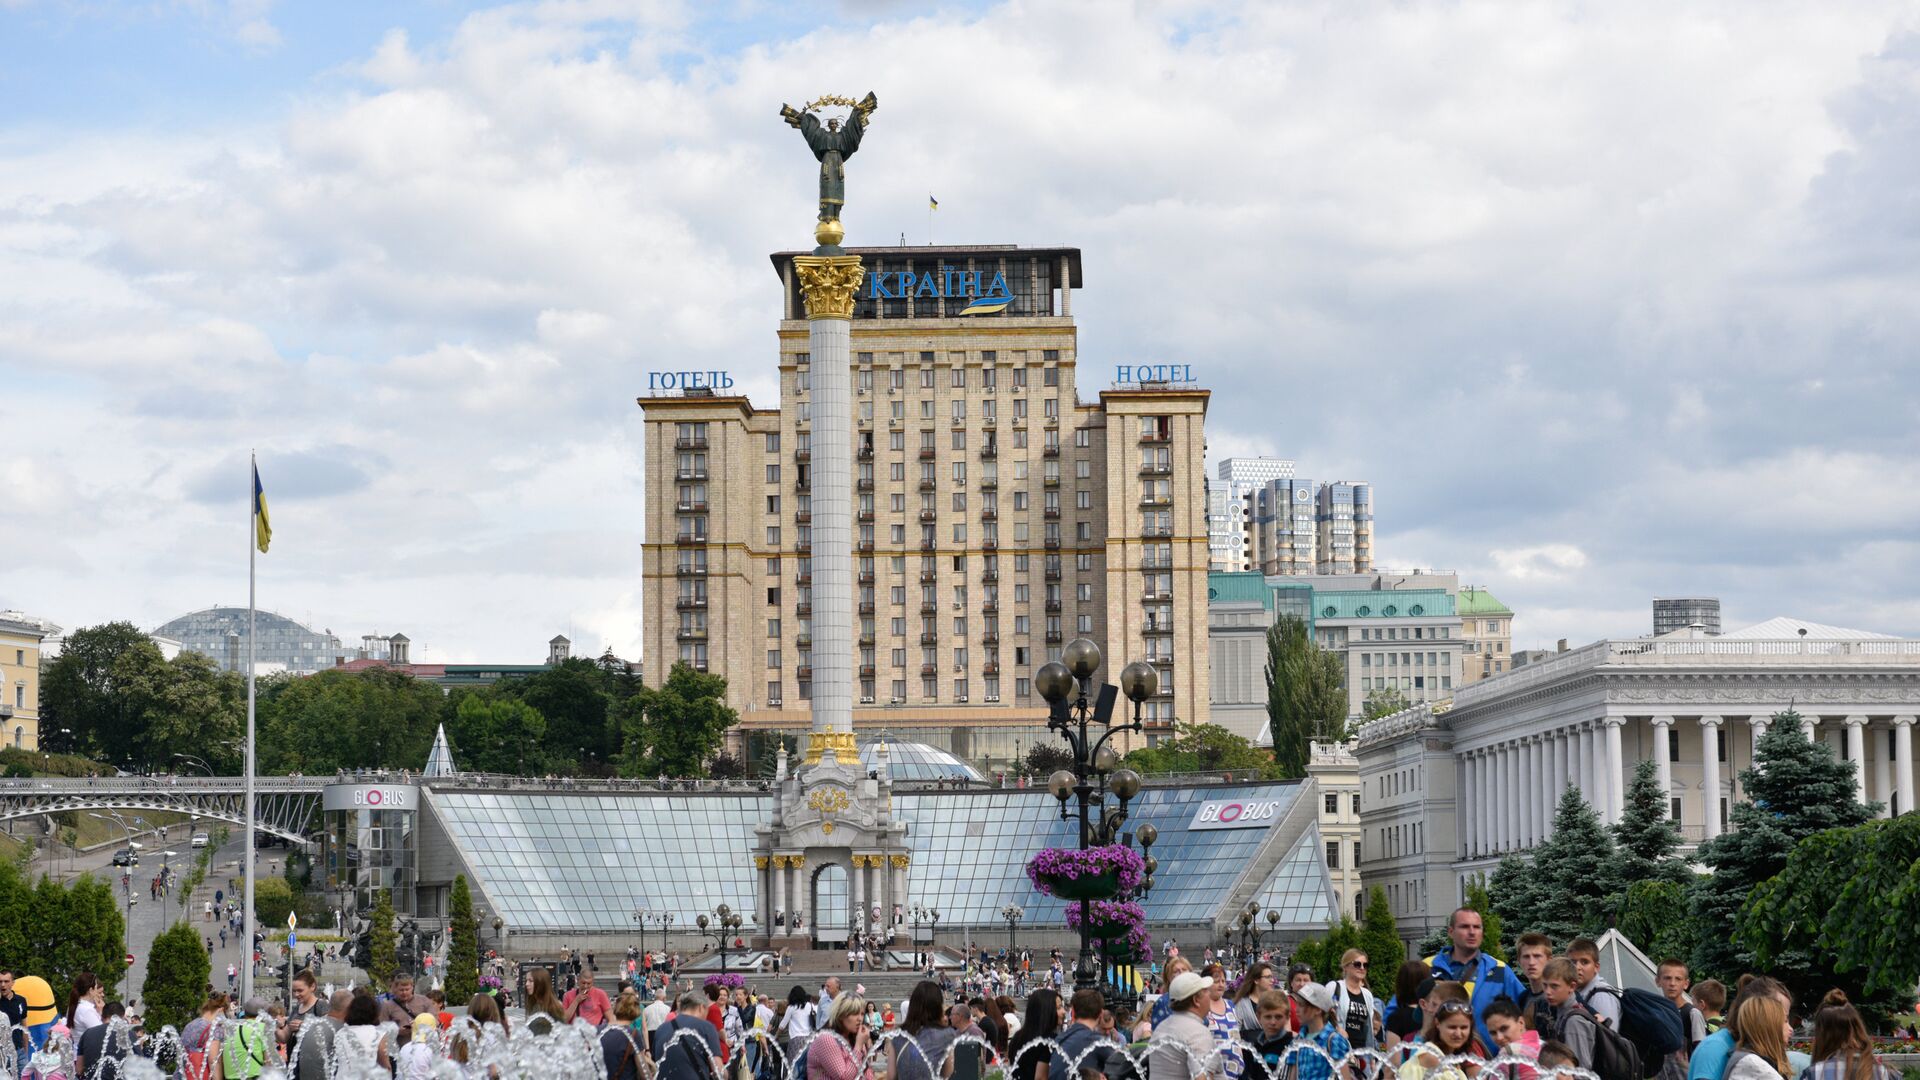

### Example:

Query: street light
xmin=90 ymin=811 xmax=139 ymax=940
xmin=172 ymin=753 xmax=215 ymax=777
xmin=908 ymin=904 xmax=940 ymax=968
xmin=632 ymin=907 xmax=650 ymax=958
xmin=1000 ymin=904 xmax=1024 ymax=955
xmin=696 ymin=905 xmax=744 ymax=974
xmin=1233 ymin=901 xmax=1280 ymax=961
xmin=1036 ymin=638 xmax=1158 ymax=991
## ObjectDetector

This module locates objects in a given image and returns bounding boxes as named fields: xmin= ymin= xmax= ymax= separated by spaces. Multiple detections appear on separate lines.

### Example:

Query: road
xmin=49 ymin=828 xmax=288 ymax=1011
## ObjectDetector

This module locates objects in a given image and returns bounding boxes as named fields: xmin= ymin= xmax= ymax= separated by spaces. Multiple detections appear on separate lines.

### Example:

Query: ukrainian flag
xmin=929 ymin=195 xmax=938 ymax=210
xmin=253 ymin=462 xmax=272 ymax=554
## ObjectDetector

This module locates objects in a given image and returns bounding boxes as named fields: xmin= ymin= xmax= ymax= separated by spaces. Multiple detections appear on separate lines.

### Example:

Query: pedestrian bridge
xmin=0 ymin=775 xmax=323 ymax=843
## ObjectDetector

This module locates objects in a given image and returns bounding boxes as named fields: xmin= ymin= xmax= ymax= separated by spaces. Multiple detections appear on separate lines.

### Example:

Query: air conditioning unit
xmin=768 ymin=699 xmax=783 ymax=707
xmin=890 ymin=697 xmax=906 ymax=705
xmin=860 ymin=696 xmax=875 ymax=704
xmin=957 ymin=696 xmax=969 ymax=703
xmin=952 ymin=601 xmax=964 ymax=610
xmin=985 ymin=696 xmax=1000 ymax=703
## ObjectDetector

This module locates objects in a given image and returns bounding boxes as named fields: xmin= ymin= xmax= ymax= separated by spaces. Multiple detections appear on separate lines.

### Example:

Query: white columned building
xmin=1353 ymin=617 xmax=1920 ymax=944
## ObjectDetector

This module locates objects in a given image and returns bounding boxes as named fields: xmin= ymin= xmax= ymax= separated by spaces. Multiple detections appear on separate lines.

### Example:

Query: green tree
xmin=1263 ymin=616 xmax=1348 ymax=778
xmin=1362 ymin=688 xmax=1413 ymax=722
xmin=446 ymin=876 xmax=480 ymax=1001
xmin=1488 ymin=785 xmax=1615 ymax=943
xmin=37 ymin=621 xmax=155 ymax=758
xmin=1121 ymin=722 xmax=1283 ymax=778
xmin=444 ymin=692 xmax=549 ymax=774
xmin=596 ymin=649 xmax=645 ymax=705
xmin=1024 ymin=743 xmax=1076 ymax=775
xmin=507 ymin=657 xmax=619 ymax=768
xmin=253 ymin=876 xmax=296 ymax=930
xmin=1616 ymin=880 xmax=1696 ymax=965
xmin=1462 ymin=876 xmax=1505 ymax=961
xmin=619 ymin=663 xmax=739 ymax=778
xmin=367 ymin=889 xmax=398 ymax=989
xmin=115 ymin=649 xmax=246 ymax=773
xmin=1609 ymin=759 xmax=1690 ymax=893
xmin=142 ymin=922 xmax=211 ymax=1034
xmin=259 ymin=668 xmax=444 ymax=773
xmin=1356 ymin=886 xmax=1406 ymax=998
xmin=1313 ymin=917 xmax=1364 ymax=983
xmin=1690 ymin=712 xmax=1876 ymax=982
xmin=1739 ymin=812 xmax=1920 ymax=1008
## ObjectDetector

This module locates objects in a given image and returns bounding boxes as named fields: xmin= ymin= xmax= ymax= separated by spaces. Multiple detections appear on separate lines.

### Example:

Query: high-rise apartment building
xmin=1207 ymin=457 xmax=1293 ymax=572
xmin=1316 ymin=481 xmax=1373 ymax=574
xmin=1251 ymin=477 xmax=1317 ymax=575
xmin=639 ymin=245 xmax=1211 ymax=762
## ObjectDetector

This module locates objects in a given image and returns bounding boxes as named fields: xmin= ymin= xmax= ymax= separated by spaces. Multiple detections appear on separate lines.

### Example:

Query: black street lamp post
xmin=1101 ymin=823 xmax=1157 ymax=1010
xmin=1036 ymin=637 xmax=1159 ymax=992
xmin=908 ymin=904 xmax=940 ymax=967
xmin=1233 ymin=903 xmax=1281 ymax=962
xmin=697 ymin=905 xmax=744 ymax=974
xmin=1000 ymin=903 xmax=1024 ymax=956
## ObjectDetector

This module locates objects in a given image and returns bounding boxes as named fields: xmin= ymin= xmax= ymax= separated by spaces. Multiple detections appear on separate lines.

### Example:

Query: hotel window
xmin=891 ymin=400 xmax=905 ymax=420
xmin=920 ymin=400 xmax=935 ymax=419
xmin=858 ymin=369 xmax=872 ymax=392
xmin=797 ymin=370 xmax=811 ymax=391
xmin=1075 ymin=428 xmax=1090 ymax=447
xmin=1044 ymin=364 xmax=1059 ymax=386
xmin=1044 ymin=398 xmax=1059 ymax=420
xmin=921 ymin=368 xmax=936 ymax=389
xmin=1013 ymin=399 xmax=1028 ymax=420
xmin=890 ymin=368 xmax=905 ymax=390
xmin=948 ymin=367 xmax=964 ymax=388
xmin=982 ymin=367 xmax=996 ymax=390
xmin=952 ymin=400 xmax=966 ymax=421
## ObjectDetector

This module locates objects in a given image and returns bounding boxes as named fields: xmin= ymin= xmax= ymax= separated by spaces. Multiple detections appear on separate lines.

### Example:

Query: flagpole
xmin=243 ymin=452 xmax=258 ymax=1001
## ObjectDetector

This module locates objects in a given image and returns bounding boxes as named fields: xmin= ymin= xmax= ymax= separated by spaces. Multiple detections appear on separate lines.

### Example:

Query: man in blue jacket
xmin=1424 ymin=908 xmax=1528 ymax=1051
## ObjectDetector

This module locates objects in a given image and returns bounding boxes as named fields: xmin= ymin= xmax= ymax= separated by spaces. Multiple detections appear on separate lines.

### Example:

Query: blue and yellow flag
xmin=929 ymin=195 xmax=938 ymax=210
xmin=253 ymin=462 xmax=272 ymax=553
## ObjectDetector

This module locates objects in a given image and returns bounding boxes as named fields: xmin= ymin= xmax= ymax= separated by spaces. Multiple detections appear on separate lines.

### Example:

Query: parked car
xmin=111 ymin=848 xmax=138 ymax=867
xmin=190 ymin=832 xmax=209 ymax=849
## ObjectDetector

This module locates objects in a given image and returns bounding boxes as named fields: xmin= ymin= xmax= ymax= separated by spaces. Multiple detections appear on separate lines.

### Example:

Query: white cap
xmin=1167 ymin=972 xmax=1214 ymax=1004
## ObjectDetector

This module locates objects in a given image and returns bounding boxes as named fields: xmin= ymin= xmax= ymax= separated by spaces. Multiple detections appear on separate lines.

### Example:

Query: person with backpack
xmin=1424 ymin=909 xmax=1527 ymax=1053
xmin=1565 ymin=939 xmax=1686 ymax=1080
xmin=1655 ymin=960 xmax=1707 ymax=1056
xmin=1536 ymin=959 xmax=1617 ymax=1080
xmin=1325 ymin=950 xmax=1383 ymax=1051
xmin=215 ymin=998 xmax=279 ymax=1080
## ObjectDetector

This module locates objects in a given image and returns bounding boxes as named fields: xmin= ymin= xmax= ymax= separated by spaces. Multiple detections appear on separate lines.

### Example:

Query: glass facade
xmin=858 ymin=738 xmax=985 ymax=783
xmin=1247 ymin=831 xmax=1338 ymax=925
xmin=323 ymin=806 xmax=418 ymax=915
xmin=154 ymin=607 xmax=344 ymax=674
xmin=427 ymin=782 xmax=1333 ymax=935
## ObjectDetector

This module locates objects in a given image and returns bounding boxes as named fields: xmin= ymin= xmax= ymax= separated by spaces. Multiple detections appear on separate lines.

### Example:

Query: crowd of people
xmin=0 ymin=908 xmax=1911 ymax=1080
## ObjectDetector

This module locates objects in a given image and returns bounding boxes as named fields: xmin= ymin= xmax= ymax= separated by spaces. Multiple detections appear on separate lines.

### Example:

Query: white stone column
xmin=1844 ymin=716 xmax=1869 ymax=805
xmin=1580 ymin=724 xmax=1598 ymax=808
xmin=791 ymin=860 xmax=808 ymax=930
xmin=850 ymin=855 xmax=865 ymax=931
xmin=1650 ymin=717 xmax=1674 ymax=818
xmin=1894 ymin=716 xmax=1916 ymax=819
xmin=773 ymin=858 xmax=788 ymax=928
xmin=1751 ymin=714 xmax=1770 ymax=757
xmin=1475 ymin=751 xmax=1490 ymax=855
xmin=1523 ymin=738 xmax=1540 ymax=847
xmin=1502 ymin=744 xmax=1518 ymax=851
xmin=1603 ymin=717 xmax=1626 ymax=824
xmin=1457 ymin=755 xmax=1470 ymax=857
xmin=794 ymin=253 xmax=863 ymax=765
xmin=1700 ymin=717 xmax=1723 ymax=842
xmin=1801 ymin=714 xmax=1819 ymax=742
xmin=1872 ymin=724 xmax=1892 ymax=818
xmin=1546 ymin=732 xmax=1564 ymax=835
xmin=892 ymin=858 xmax=909 ymax=931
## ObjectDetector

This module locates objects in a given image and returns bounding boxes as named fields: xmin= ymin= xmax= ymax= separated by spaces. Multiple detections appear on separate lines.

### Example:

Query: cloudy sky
xmin=4 ymin=0 xmax=1919 ymax=663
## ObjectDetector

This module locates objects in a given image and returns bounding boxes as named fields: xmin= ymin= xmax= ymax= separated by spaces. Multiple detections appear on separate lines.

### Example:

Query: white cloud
xmin=6 ymin=0 xmax=1920 ymax=664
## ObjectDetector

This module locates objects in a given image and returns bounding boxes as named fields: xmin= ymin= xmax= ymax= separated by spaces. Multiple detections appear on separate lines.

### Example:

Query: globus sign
xmin=1188 ymin=798 xmax=1286 ymax=831
xmin=321 ymin=784 xmax=419 ymax=812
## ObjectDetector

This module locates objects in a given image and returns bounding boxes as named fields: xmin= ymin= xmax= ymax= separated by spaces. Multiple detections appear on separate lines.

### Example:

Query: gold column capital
xmin=889 ymin=854 xmax=910 ymax=869
xmin=794 ymin=254 xmax=865 ymax=321
xmin=754 ymin=855 xmax=770 ymax=870
xmin=791 ymin=854 xmax=807 ymax=868
xmin=772 ymin=855 xmax=789 ymax=869
xmin=804 ymin=730 xmax=859 ymax=765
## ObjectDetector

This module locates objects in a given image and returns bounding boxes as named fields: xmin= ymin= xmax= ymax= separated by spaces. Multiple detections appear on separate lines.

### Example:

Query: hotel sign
xmin=1115 ymin=364 xmax=1196 ymax=383
xmin=866 ymin=268 xmax=1013 ymax=315
xmin=1187 ymin=797 xmax=1286 ymax=830
xmin=648 ymin=371 xmax=736 ymax=391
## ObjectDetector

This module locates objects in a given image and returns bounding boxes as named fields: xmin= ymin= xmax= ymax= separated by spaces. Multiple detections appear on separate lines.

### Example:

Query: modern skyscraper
xmin=1315 ymin=481 xmax=1372 ymax=574
xmin=1207 ymin=457 xmax=1293 ymax=572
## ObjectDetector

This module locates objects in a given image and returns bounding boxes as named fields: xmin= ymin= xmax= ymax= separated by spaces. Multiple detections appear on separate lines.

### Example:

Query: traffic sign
xmin=124 ymin=953 xmax=134 ymax=967
xmin=287 ymin=910 xmax=297 ymax=930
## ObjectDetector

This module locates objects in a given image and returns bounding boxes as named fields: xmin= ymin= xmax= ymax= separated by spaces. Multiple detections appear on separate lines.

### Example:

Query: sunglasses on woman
xmin=1437 ymin=1001 xmax=1473 ymax=1016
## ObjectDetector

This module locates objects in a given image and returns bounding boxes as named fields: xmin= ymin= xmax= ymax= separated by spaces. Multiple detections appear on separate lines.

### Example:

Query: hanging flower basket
xmin=1095 ymin=925 xmax=1152 ymax=962
xmin=1026 ymin=846 xmax=1146 ymax=901
xmin=1064 ymin=899 xmax=1147 ymax=942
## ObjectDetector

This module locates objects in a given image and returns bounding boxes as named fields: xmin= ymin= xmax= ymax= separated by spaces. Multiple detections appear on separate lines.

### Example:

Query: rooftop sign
xmin=866 ymin=268 xmax=1012 ymax=315
xmin=322 ymin=784 xmax=418 ymax=812
xmin=1188 ymin=797 xmax=1286 ymax=830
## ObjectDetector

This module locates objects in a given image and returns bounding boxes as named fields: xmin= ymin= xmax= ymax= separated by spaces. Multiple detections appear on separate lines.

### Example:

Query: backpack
xmin=222 ymin=1019 xmax=271 ymax=1080
xmin=1561 ymin=1002 xmax=1642 ymax=1080
xmin=1589 ymin=987 xmax=1686 ymax=1076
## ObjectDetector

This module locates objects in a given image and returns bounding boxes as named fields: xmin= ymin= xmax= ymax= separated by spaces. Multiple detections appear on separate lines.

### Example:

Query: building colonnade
xmin=1459 ymin=713 xmax=1917 ymax=858
xmin=756 ymin=851 xmax=911 ymax=938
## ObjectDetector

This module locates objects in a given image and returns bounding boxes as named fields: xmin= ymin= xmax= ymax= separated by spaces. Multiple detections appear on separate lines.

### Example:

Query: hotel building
xmin=639 ymin=244 xmax=1212 ymax=765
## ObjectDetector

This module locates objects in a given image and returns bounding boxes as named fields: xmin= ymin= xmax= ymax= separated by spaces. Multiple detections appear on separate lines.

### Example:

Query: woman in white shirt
xmin=67 ymin=972 xmax=104 ymax=1036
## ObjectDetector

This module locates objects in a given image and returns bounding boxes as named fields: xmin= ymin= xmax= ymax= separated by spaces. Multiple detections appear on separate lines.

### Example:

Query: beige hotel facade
xmin=639 ymin=244 xmax=1211 ymax=767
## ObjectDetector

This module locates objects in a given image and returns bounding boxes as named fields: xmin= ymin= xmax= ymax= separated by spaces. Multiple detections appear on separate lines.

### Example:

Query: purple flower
xmin=1092 ymin=925 xmax=1152 ymax=958
xmin=1025 ymin=845 xmax=1147 ymax=895
xmin=1063 ymin=900 xmax=1146 ymax=931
